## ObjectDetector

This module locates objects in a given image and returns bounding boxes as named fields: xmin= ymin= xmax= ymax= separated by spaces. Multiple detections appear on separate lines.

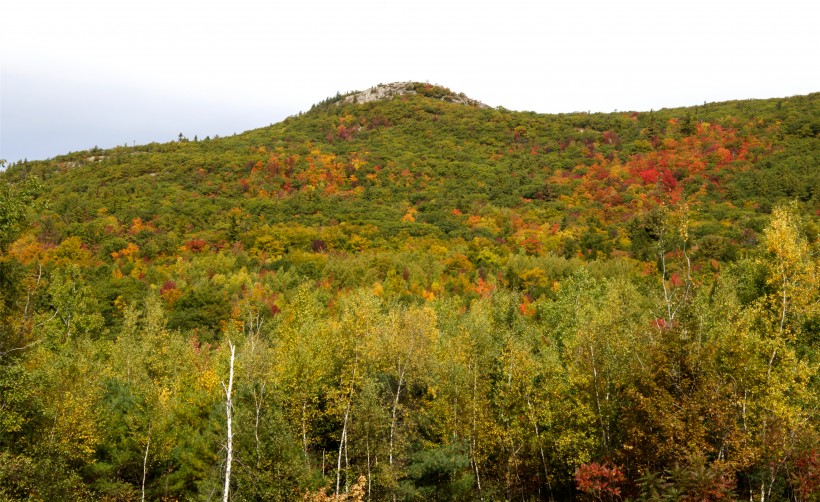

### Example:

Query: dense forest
xmin=1 ymin=83 xmax=819 ymax=501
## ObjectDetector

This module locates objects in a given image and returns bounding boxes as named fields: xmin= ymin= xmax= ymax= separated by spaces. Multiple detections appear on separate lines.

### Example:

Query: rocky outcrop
xmin=338 ymin=82 xmax=489 ymax=108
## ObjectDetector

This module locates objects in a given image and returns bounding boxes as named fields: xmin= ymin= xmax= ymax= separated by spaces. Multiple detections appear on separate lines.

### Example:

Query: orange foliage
xmin=402 ymin=207 xmax=417 ymax=223
xmin=111 ymin=243 xmax=140 ymax=260
xmin=519 ymin=296 xmax=535 ymax=317
xmin=474 ymin=277 xmax=495 ymax=297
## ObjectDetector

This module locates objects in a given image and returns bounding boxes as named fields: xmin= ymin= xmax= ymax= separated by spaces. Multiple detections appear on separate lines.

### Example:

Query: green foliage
xmin=0 ymin=86 xmax=818 ymax=499
xmin=167 ymin=285 xmax=231 ymax=338
xmin=401 ymin=443 xmax=474 ymax=501
xmin=0 ymin=177 xmax=40 ymax=251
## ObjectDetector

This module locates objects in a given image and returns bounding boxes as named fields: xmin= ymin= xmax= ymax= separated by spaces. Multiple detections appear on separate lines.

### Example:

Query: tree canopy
xmin=1 ymin=85 xmax=818 ymax=500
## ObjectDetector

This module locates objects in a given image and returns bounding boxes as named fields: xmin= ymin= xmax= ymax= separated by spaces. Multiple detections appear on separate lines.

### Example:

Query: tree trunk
xmin=302 ymin=400 xmax=310 ymax=468
xmin=337 ymin=354 xmax=358 ymax=496
xmin=222 ymin=341 xmax=236 ymax=502
xmin=388 ymin=370 xmax=405 ymax=466
xmin=472 ymin=362 xmax=482 ymax=495
xmin=141 ymin=436 xmax=150 ymax=502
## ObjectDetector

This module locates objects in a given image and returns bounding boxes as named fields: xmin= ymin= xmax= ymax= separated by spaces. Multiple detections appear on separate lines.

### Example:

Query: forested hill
xmin=1 ymin=84 xmax=819 ymax=500
xmin=5 ymin=83 xmax=819 ymax=257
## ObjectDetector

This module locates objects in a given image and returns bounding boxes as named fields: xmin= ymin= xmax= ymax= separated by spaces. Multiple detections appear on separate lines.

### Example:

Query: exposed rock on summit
xmin=338 ymin=82 xmax=489 ymax=108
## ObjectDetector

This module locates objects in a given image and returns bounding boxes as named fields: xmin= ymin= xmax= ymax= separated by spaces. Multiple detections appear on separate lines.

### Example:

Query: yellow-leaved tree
xmin=744 ymin=204 xmax=820 ymax=502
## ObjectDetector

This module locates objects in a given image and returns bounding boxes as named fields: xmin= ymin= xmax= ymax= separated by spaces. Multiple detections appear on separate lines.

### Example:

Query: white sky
xmin=2 ymin=0 xmax=818 ymax=163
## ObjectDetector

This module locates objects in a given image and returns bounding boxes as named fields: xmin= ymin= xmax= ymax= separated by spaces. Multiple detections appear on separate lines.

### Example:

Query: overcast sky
xmin=2 ymin=0 xmax=818 ymax=163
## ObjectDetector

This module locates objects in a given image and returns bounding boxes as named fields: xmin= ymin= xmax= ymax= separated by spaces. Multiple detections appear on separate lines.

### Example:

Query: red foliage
xmin=652 ymin=318 xmax=679 ymax=331
xmin=521 ymin=235 xmax=542 ymax=255
xmin=661 ymin=169 xmax=678 ymax=190
xmin=336 ymin=124 xmax=353 ymax=141
xmin=639 ymin=168 xmax=659 ymax=184
xmin=792 ymin=450 xmax=820 ymax=499
xmin=602 ymin=130 xmax=619 ymax=145
xmin=186 ymin=239 xmax=208 ymax=253
xmin=311 ymin=239 xmax=328 ymax=253
xmin=575 ymin=462 xmax=625 ymax=500
xmin=160 ymin=280 xmax=177 ymax=293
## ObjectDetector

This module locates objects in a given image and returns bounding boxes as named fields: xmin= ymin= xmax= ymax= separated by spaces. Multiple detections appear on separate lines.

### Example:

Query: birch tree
xmin=222 ymin=340 xmax=236 ymax=502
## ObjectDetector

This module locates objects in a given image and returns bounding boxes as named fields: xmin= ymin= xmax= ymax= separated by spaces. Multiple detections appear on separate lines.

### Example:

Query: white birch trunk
xmin=336 ymin=353 xmax=358 ymax=496
xmin=141 ymin=436 xmax=150 ymax=502
xmin=222 ymin=341 xmax=235 ymax=502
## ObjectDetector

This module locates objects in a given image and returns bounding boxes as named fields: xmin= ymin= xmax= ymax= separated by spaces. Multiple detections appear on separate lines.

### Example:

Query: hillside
xmin=1 ymin=84 xmax=819 ymax=500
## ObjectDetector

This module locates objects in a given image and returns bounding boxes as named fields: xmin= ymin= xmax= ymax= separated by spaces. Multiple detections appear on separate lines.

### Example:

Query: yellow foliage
xmin=54 ymin=391 xmax=100 ymax=463
xmin=196 ymin=369 xmax=219 ymax=392
xmin=129 ymin=258 xmax=147 ymax=280
xmin=303 ymin=475 xmax=366 ymax=501
xmin=428 ymin=244 xmax=448 ymax=257
xmin=160 ymin=286 xmax=183 ymax=306
xmin=158 ymin=386 xmax=172 ymax=405
xmin=253 ymin=234 xmax=285 ymax=259
xmin=7 ymin=234 xmax=48 ymax=265
xmin=114 ymin=295 xmax=127 ymax=311
xmin=347 ymin=234 xmax=369 ymax=252
xmin=129 ymin=217 xmax=149 ymax=234
xmin=519 ymin=267 xmax=550 ymax=289
xmin=54 ymin=236 xmax=93 ymax=264
xmin=761 ymin=204 xmax=817 ymax=335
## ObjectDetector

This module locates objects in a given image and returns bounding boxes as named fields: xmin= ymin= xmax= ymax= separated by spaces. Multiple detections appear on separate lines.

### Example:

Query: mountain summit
xmin=334 ymin=81 xmax=489 ymax=108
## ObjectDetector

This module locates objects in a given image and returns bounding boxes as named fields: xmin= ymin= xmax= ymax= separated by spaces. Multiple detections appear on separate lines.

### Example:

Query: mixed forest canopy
xmin=1 ymin=82 xmax=819 ymax=501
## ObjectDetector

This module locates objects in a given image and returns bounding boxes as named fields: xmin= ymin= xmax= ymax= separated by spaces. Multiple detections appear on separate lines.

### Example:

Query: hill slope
xmin=0 ymin=84 xmax=819 ymax=500
xmin=6 ymin=85 xmax=819 ymax=255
